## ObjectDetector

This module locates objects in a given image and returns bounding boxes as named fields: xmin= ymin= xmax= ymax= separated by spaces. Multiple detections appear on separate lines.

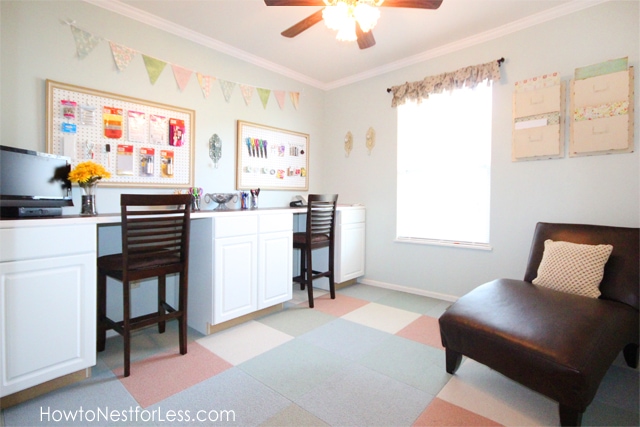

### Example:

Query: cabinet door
xmin=258 ymin=231 xmax=292 ymax=309
xmin=0 ymin=253 xmax=96 ymax=396
xmin=213 ymin=235 xmax=258 ymax=324
xmin=336 ymin=222 xmax=366 ymax=282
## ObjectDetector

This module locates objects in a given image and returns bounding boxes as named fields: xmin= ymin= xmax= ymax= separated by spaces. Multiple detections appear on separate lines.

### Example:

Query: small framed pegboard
xmin=236 ymin=120 xmax=309 ymax=191
xmin=46 ymin=80 xmax=195 ymax=188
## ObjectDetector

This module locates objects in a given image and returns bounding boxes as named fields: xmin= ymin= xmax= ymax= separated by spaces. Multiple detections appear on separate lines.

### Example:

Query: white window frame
xmin=396 ymin=81 xmax=493 ymax=250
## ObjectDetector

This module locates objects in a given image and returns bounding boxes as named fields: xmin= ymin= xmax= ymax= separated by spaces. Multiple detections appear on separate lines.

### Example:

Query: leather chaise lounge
xmin=439 ymin=222 xmax=639 ymax=426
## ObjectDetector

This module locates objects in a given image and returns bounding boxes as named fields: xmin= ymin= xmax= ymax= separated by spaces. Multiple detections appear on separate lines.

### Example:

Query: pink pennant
xmin=172 ymin=64 xmax=192 ymax=92
xmin=240 ymin=85 xmax=254 ymax=106
xmin=274 ymin=90 xmax=286 ymax=110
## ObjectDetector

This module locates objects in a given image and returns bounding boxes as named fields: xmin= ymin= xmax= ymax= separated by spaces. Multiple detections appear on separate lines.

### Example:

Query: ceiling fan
xmin=264 ymin=0 xmax=443 ymax=49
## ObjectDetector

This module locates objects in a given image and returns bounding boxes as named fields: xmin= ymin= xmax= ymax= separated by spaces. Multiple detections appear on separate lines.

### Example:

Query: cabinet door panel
xmin=0 ymin=254 xmax=96 ymax=396
xmin=336 ymin=223 xmax=366 ymax=282
xmin=213 ymin=235 xmax=257 ymax=324
xmin=258 ymin=231 xmax=292 ymax=308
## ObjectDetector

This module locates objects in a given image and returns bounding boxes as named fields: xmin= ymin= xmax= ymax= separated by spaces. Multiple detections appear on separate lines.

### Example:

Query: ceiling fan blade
xmin=281 ymin=9 xmax=324 ymax=38
xmin=356 ymin=24 xmax=376 ymax=49
xmin=265 ymin=0 xmax=325 ymax=6
xmin=380 ymin=0 xmax=443 ymax=9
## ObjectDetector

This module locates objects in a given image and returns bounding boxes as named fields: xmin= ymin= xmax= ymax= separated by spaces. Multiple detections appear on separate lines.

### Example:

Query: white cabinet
xmin=258 ymin=214 xmax=292 ymax=309
xmin=0 ymin=224 xmax=96 ymax=397
xmin=188 ymin=212 xmax=292 ymax=334
xmin=335 ymin=208 xmax=366 ymax=282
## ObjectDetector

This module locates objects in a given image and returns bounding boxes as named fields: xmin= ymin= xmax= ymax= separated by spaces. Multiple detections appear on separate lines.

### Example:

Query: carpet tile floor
xmin=2 ymin=284 xmax=638 ymax=426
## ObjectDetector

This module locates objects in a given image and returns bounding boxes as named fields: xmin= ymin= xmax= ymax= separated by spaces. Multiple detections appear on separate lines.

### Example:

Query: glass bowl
xmin=204 ymin=193 xmax=238 ymax=210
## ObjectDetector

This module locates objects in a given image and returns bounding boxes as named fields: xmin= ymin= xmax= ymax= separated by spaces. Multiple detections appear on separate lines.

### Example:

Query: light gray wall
xmin=2 ymin=1 xmax=638 ymax=300
xmin=321 ymin=1 xmax=639 ymax=299
xmin=0 ymin=0 xmax=326 ymax=212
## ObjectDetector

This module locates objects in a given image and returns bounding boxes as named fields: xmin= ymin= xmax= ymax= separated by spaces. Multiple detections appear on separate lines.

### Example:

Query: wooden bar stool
xmin=97 ymin=194 xmax=191 ymax=377
xmin=293 ymin=194 xmax=338 ymax=308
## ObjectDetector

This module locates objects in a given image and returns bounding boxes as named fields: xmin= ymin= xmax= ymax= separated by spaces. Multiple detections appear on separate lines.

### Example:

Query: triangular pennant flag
xmin=257 ymin=88 xmax=271 ymax=109
xmin=219 ymin=80 xmax=236 ymax=103
xmin=142 ymin=55 xmax=167 ymax=85
xmin=274 ymin=90 xmax=286 ymax=110
xmin=172 ymin=64 xmax=192 ymax=92
xmin=70 ymin=26 xmax=101 ymax=59
xmin=240 ymin=85 xmax=254 ymax=106
xmin=109 ymin=41 xmax=136 ymax=72
xmin=197 ymin=73 xmax=215 ymax=98
xmin=289 ymin=91 xmax=300 ymax=110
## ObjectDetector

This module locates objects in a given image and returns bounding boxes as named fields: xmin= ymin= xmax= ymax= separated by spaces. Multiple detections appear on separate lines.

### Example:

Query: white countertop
xmin=0 ymin=204 xmax=364 ymax=228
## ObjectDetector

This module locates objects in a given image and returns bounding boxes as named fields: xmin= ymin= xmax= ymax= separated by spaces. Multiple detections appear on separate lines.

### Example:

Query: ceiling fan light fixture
xmin=322 ymin=2 xmax=351 ymax=31
xmin=335 ymin=17 xmax=358 ymax=41
xmin=322 ymin=0 xmax=383 ymax=41
xmin=353 ymin=2 xmax=380 ymax=33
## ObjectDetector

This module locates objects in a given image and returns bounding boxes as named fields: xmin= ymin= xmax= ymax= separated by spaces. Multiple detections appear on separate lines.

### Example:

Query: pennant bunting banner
xmin=197 ymin=73 xmax=214 ymax=98
xmin=240 ymin=85 xmax=254 ymax=106
xmin=70 ymin=25 xmax=102 ymax=59
xmin=109 ymin=41 xmax=136 ymax=72
xmin=274 ymin=90 xmax=286 ymax=110
xmin=257 ymin=88 xmax=271 ymax=109
xmin=172 ymin=64 xmax=192 ymax=92
xmin=289 ymin=92 xmax=300 ymax=110
xmin=142 ymin=55 xmax=167 ymax=85
xmin=219 ymin=80 xmax=236 ymax=103
xmin=67 ymin=21 xmax=300 ymax=110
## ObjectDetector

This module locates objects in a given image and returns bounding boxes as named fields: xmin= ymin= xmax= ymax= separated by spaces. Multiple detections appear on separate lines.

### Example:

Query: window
xmin=396 ymin=82 xmax=492 ymax=248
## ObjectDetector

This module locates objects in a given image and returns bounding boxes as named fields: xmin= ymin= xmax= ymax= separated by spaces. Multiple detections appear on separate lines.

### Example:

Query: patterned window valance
xmin=389 ymin=59 xmax=503 ymax=107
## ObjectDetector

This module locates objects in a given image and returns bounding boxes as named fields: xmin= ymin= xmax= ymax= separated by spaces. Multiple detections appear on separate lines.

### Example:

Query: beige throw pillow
xmin=532 ymin=239 xmax=613 ymax=298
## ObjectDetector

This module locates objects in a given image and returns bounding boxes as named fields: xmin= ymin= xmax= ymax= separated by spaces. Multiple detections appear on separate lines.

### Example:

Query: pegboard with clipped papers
xmin=46 ymin=80 xmax=194 ymax=187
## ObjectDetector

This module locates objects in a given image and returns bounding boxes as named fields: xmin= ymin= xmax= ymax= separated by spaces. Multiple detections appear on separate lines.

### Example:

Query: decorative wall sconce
xmin=366 ymin=127 xmax=376 ymax=155
xmin=344 ymin=131 xmax=353 ymax=157
xmin=209 ymin=133 xmax=222 ymax=168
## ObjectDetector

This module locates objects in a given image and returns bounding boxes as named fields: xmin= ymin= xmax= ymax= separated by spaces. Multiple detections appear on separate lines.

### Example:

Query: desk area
xmin=0 ymin=205 xmax=365 ymax=399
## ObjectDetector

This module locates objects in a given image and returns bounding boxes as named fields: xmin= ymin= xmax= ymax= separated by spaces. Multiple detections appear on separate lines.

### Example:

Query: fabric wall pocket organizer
xmin=569 ymin=62 xmax=634 ymax=157
xmin=512 ymin=72 xmax=565 ymax=161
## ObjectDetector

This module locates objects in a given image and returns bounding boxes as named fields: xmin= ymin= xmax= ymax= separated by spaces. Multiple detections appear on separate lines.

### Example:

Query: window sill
xmin=395 ymin=237 xmax=492 ymax=251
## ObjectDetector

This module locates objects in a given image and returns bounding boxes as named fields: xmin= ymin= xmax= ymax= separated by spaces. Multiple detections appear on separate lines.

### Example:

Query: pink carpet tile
xmin=115 ymin=342 xmax=233 ymax=408
xmin=413 ymin=397 xmax=504 ymax=426
xmin=396 ymin=315 xmax=445 ymax=350
xmin=310 ymin=293 xmax=370 ymax=317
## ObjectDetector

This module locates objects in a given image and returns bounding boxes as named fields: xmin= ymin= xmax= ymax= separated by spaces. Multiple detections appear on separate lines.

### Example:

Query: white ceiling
xmin=87 ymin=0 xmax=607 ymax=90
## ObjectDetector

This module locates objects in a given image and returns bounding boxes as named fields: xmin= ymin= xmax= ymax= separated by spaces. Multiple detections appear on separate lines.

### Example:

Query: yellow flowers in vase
xmin=68 ymin=161 xmax=111 ymax=215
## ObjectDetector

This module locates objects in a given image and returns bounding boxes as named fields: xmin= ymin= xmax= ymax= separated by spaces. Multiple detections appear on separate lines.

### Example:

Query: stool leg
xmin=178 ymin=272 xmax=188 ymax=356
xmin=97 ymin=270 xmax=107 ymax=352
xmin=158 ymin=275 xmax=166 ymax=334
xmin=299 ymin=248 xmax=306 ymax=290
xmin=306 ymin=247 xmax=314 ymax=308
xmin=123 ymin=280 xmax=131 ymax=377
xmin=328 ymin=245 xmax=336 ymax=300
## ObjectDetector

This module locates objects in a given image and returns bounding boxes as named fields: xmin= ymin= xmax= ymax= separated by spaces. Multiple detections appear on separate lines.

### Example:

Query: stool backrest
xmin=305 ymin=194 xmax=338 ymax=245
xmin=120 ymin=194 xmax=191 ymax=274
xmin=524 ymin=222 xmax=639 ymax=310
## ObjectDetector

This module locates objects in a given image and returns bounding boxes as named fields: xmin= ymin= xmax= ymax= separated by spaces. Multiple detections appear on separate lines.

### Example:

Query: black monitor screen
xmin=0 ymin=145 xmax=73 ymax=209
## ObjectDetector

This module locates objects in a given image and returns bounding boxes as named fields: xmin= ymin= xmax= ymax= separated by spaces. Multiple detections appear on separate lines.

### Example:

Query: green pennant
xmin=257 ymin=88 xmax=271 ymax=109
xmin=142 ymin=55 xmax=167 ymax=85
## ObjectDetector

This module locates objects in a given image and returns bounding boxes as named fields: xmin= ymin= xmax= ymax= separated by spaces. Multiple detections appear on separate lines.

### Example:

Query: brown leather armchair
xmin=439 ymin=222 xmax=639 ymax=426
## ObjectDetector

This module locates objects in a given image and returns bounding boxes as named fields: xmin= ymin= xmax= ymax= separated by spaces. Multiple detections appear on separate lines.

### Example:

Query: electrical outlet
xmin=130 ymin=281 xmax=141 ymax=289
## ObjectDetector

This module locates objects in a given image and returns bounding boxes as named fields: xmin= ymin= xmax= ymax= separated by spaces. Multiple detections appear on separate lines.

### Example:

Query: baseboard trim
xmin=206 ymin=304 xmax=284 ymax=335
xmin=1 ymin=368 xmax=91 ymax=409
xmin=358 ymin=278 xmax=458 ymax=302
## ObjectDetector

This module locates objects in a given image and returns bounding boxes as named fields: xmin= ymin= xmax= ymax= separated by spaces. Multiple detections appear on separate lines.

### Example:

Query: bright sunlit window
xmin=396 ymin=82 xmax=493 ymax=248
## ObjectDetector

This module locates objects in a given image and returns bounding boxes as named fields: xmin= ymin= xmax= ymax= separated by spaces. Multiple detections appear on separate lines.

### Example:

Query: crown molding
xmin=324 ymin=0 xmax=611 ymax=89
xmin=84 ymin=0 xmax=610 ymax=92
